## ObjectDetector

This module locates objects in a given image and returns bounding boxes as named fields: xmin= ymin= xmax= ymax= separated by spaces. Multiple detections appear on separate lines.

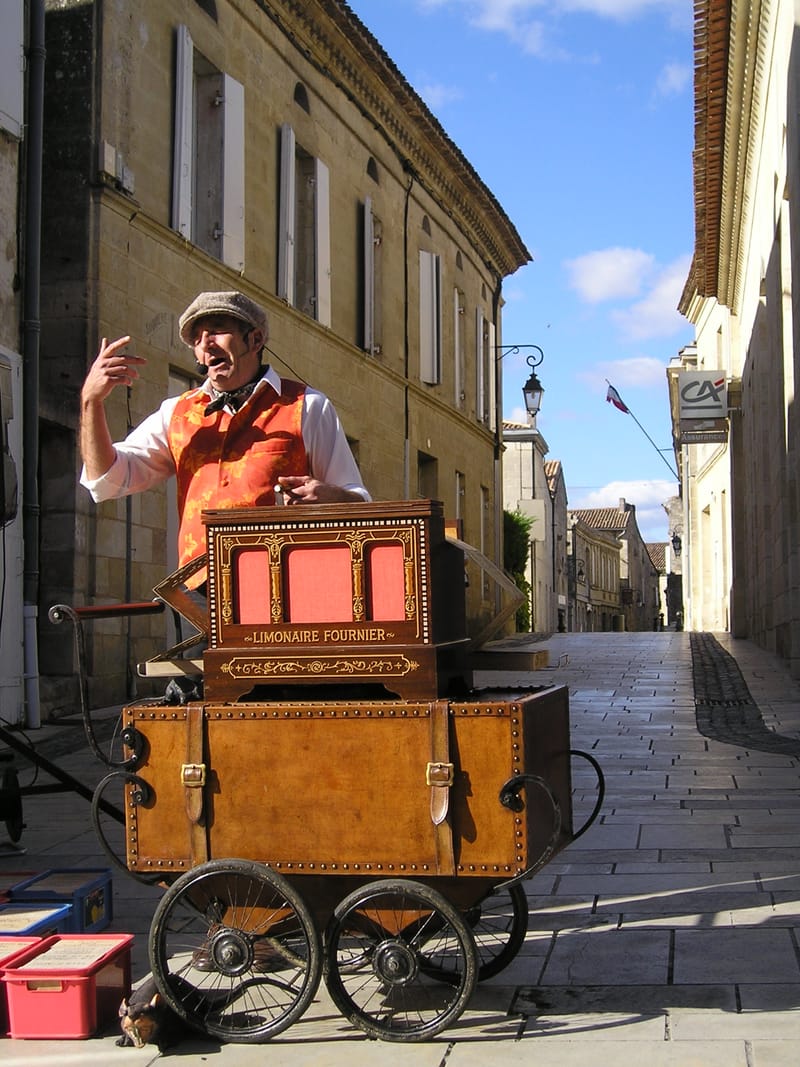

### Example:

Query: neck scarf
xmin=204 ymin=372 xmax=264 ymax=417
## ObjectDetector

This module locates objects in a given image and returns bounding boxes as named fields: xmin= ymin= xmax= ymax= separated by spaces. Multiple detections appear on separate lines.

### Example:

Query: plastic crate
xmin=0 ymin=904 xmax=72 ymax=937
xmin=0 ymin=938 xmax=40 ymax=1034
xmin=10 ymin=868 xmax=113 ymax=933
xmin=0 ymin=873 xmax=35 ymax=906
xmin=1 ymin=933 xmax=133 ymax=1039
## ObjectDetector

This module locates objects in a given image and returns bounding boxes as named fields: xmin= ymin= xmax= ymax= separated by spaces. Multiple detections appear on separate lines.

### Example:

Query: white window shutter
xmin=277 ymin=123 xmax=296 ymax=304
xmin=0 ymin=3 xmax=23 ymax=139
xmin=453 ymin=288 xmax=462 ymax=406
xmin=419 ymin=251 xmax=441 ymax=385
xmin=487 ymin=319 xmax=497 ymax=432
xmin=363 ymin=196 xmax=374 ymax=353
xmin=475 ymin=308 xmax=485 ymax=420
xmin=172 ymin=25 xmax=194 ymax=239
xmin=314 ymin=157 xmax=331 ymax=326
xmin=221 ymin=74 xmax=245 ymax=272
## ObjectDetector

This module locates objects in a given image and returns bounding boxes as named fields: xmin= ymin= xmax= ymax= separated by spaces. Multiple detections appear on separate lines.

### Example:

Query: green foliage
xmin=503 ymin=509 xmax=532 ymax=632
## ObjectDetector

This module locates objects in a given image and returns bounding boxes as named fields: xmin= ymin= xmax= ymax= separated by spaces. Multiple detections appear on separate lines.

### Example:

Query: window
xmin=455 ymin=470 xmax=465 ymax=523
xmin=417 ymin=451 xmax=438 ymax=500
xmin=419 ymin=250 xmax=442 ymax=385
xmin=362 ymin=196 xmax=383 ymax=354
xmin=475 ymin=310 xmax=496 ymax=429
xmin=278 ymin=124 xmax=331 ymax=325
xmin=453 ymin=288 xmax=465 ymax=409
xmin=172 ymin=25 xmax=244 ymax=270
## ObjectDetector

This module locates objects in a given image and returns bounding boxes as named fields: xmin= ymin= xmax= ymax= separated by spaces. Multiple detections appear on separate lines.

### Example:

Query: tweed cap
xmin=178 ymin=291 xmax=268 ymax=345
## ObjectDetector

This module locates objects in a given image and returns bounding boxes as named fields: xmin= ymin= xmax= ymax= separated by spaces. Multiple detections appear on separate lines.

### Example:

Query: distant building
xmin=570 ymin=499 xmax=660 ymax=632
xmin=502 ymin=422 xmax=568 ymax=634
xmin=567 ymin=515 xmax=621 ymax=632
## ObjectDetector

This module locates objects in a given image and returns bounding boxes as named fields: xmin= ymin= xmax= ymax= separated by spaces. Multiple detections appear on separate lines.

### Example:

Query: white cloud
xmin=419 ymin=82 xmax=464 ymax=110
xmin=569 ymin=478 xmax=677 ymax=539
xmin=565 ymin=247 xmax=655 ymax=303
xmin=611 ymin=254 xmax=691 ymax=340
xmin=579 ymin=355 xmax=667 ymax=392
xmin=655 ymin=61 xmax=692 ymax=96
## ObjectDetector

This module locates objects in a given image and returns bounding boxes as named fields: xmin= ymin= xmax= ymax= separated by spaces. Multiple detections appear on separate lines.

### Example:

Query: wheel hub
xmin=372 ymin=938 xmax=418 ymax=985
xmin=208 ymin=927 xmax=254 ymax=977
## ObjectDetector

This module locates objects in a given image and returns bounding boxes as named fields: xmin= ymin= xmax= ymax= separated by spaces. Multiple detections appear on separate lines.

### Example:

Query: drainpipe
xmin=22 ymin=0 xmax=45 ymax=728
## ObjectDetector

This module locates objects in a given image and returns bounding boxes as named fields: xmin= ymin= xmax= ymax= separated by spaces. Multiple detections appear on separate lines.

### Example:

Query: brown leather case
xmin=123 ymin=686 xmax=572 ymax=885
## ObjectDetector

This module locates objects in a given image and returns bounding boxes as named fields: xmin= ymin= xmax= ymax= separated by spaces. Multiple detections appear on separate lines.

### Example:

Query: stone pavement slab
xmin=2 ymin=631 xmax=800 ymax=1066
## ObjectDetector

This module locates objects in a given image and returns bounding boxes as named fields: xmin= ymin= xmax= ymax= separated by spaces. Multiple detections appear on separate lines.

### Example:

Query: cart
xmin=50 ymin=501 xmax=603 ymax=1043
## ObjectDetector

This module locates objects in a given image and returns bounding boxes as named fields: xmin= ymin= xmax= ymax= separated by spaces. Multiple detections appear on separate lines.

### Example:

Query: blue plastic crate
xmin=0 ymin=903 xmax=72 ymax=936
xmin=10 ymin=869 xmax=112 ymax=934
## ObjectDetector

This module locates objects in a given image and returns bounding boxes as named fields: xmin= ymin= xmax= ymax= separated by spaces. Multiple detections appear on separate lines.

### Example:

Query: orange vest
xmin=167 ymin=379 xmax=308 ymax=579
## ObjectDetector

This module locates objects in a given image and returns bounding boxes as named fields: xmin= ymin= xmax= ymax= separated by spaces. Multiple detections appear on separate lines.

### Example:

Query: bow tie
xmin=204 ymin=379 xmax=259 ymax=416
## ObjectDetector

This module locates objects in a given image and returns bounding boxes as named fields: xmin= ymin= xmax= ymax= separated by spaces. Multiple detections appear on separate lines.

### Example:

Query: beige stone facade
xmin=36 ymin=0 xmax=528 ymax=711
xmin=676 ymin=0 xmax=800 ymax=673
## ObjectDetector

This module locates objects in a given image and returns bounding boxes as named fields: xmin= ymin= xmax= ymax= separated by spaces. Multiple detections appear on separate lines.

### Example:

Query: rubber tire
xmin=148 ymin=858 xmax=321 ymax=1043
xmin=324 ymin=877 xmax=478 ymax=1042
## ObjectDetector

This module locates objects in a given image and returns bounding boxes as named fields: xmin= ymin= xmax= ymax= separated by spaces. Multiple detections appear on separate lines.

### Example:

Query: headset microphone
xmin=194 ymin=361 xmax=207 ymax=376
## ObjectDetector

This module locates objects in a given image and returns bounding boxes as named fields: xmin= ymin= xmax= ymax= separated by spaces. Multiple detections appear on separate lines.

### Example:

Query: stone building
xmin=567 ymin=515 xmax=621 ymax=633
xmin=570 ymin=499 xmax=660 ymax=632
xmin=674 ymin=0 xmax=800 ymax=673
xmin=501 ymin=421 xmax=566 ymax=634
xmin=33 ymin=0 xmax=529 ymax=713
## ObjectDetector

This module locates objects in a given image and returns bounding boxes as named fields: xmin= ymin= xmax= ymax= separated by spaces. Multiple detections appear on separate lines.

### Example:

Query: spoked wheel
xmin=149 ymin=859 xmax=321 ymax=1043
xmin=463 ymin=882 xmax=528 ymax=981
xmin=324 ymin=878 xmax=478 ymax=1042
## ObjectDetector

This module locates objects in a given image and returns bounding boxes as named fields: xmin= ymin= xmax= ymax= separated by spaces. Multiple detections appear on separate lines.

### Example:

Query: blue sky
xmin=346 ymin=0 xmax=695 ymax=543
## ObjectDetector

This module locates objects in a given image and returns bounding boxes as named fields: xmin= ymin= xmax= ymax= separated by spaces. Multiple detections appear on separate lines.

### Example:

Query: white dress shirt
xmin=81 ymin=366 xmax=370 ymax=502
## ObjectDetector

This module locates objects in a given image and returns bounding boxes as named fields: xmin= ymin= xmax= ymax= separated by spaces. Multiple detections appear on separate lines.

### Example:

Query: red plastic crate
xmin=1 ymin=933 xmax=133 ymax=1039
xmin=0 ymin=938 xmax=40 ymax=1035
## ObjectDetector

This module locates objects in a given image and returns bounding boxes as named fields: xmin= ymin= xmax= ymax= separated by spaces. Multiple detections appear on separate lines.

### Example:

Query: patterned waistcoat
xmin=168 ymin=379 xmax=308 ymax=582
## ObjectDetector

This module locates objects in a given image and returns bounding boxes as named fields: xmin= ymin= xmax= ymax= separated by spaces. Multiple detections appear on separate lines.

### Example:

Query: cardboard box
xmin=1 ymin=934 xmax=133 ymax=1039
xmin=0 ymin=904 xmax=72 ymax=937
xmin=11 ymin=869 xmax=112 ymax=933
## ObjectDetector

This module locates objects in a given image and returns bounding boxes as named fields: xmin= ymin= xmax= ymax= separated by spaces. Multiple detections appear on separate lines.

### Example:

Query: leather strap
xmin=428 ymin=700 xmax=455 ymax=875
xmin=182 ymin=705 xmax=208 ymax=866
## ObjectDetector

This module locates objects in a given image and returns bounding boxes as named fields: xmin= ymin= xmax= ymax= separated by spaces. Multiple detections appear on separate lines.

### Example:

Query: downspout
xmin=491 ymin=275 xmax=504 ymax=621
xmin=401 ymin=163 xmax=414 ymax=498
xmin=22 ymin=0 xmax=45 ymax=728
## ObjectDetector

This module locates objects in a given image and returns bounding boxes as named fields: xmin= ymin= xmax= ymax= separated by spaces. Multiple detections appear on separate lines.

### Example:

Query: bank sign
xmin=679 ymin=371 xmax=728 ymax=444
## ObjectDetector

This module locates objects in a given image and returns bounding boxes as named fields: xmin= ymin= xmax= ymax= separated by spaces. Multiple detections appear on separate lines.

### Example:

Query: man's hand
xmin=276 ymin=476 xmax=363 ymax=504
xmin=81 ymin=336 xmax=146 ymax=404
xmin=80 ymin=336 xmax=147 ymax=481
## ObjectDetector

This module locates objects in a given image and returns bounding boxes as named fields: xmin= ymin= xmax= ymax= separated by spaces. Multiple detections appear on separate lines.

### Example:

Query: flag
xmin=606 ymin=384 xmax=629 ymax=414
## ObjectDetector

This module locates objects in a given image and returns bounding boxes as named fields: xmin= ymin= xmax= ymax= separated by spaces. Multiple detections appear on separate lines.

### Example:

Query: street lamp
xmin=671 ymin=533 xmax=682 ymax=556
xmin=495 ymin=344 xmax=545 ymax=418
xmin=522 ymin=348 xmax=545 ymax=417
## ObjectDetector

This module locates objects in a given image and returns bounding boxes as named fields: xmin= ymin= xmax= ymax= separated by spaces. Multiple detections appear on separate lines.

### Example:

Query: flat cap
xmin=178 ymin=291 xmax=268 ymax=345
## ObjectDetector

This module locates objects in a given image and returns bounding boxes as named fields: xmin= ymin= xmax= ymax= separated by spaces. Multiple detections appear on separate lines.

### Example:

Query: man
xmin=81 ymin=290 xmax=370 ymax=575
xmin=80 ymin=291 xmax=370 ymax=700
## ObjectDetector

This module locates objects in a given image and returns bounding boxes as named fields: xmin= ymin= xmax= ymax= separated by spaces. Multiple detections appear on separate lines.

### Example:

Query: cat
xmin=117 ymin=975 xmax=185 ymax=1051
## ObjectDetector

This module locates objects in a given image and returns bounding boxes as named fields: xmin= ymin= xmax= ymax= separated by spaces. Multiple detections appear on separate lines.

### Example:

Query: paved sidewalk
xmin=1 ymin=630 xmax=800 ymax=1065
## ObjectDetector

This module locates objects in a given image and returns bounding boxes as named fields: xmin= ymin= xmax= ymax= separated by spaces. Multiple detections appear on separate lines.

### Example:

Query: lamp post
xmin=495 ymin=344 xmax=546 ymax=420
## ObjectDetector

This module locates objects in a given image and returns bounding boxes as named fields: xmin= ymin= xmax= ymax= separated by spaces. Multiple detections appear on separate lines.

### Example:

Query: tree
xmin=503 ymin=509 xmax=532 ymax=632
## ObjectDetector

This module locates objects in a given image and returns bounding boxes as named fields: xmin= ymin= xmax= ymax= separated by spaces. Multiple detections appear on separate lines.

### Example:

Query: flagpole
xmin=606 ymin=380 xmax=679 ymax=480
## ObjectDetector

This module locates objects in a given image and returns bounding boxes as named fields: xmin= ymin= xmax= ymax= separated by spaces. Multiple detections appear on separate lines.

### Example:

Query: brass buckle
xmin=181 ymin=762 xmax=206 ymax=787
xmin=426 ymin=761 xmax=454 ymax=787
